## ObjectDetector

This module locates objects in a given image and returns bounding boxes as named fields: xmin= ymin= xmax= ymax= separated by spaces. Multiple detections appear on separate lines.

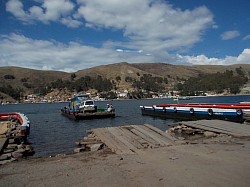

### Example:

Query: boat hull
xmin=0 ymin=112 xmax=30 ymax=137
xmin=140 ymin=106 xmax=245 ymax=123
xmin=61 ymin=109 xmax=115 ymax=120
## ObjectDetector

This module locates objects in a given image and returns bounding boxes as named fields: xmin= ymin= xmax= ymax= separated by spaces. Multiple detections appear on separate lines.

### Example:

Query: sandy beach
xmin=1 ymin=134 xmax=250 ymax=187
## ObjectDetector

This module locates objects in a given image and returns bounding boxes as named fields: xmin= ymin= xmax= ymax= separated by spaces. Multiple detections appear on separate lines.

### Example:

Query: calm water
xmin=1 ymin=95 xmax=250 ymax=157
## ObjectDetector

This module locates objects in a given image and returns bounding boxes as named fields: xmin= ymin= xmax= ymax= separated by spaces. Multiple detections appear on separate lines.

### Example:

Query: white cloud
xmin=243 ymin=35 xmax=250 ymax=40
xmin=0 ymin=34 xmax=160 ymax=72
xmin=6 ymin=0 xmax=215 ymax=53
xmin=178 ymin=49 xmax=250 ymax=65
xmin=60 ymin=17 xmax=82 ymax=28
xmin=76 ymin=0 xmax=215 ymax=52
xmin=6 ymin=0 xmax=28 ymax=22
xmin=1 ymin=34 xmax=249 ymax=72
xmin=221 ymin=30 xmax=240 ymax=40
xmin=6 ymin=0 xmax=76 ymax=24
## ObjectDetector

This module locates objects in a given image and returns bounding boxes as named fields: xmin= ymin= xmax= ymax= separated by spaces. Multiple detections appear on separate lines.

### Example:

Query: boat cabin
xmin=70 ymin=94 xmax=90 ymax=104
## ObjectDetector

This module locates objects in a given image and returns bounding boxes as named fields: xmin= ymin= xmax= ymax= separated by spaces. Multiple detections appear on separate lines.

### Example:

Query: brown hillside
xmin=1 ymin=63 xmax=250 ymax=97
xmin=131 ymin=63 xmax=250 ymax=79
xmin=0 ymin=66 xmax=69 ymax=93
xmin=75 ymin=62 xmax=161 ymax=90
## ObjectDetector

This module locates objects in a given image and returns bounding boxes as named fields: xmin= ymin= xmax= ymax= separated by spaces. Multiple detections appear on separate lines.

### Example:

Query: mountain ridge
xmin=1 ymin=62 xmax=250 ymax=101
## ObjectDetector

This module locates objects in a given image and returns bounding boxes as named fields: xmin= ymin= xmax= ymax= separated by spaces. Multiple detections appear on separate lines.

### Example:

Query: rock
xmin=169 ymin=157 xmax=179 ymax=160
xmin=17 ymin=143 xmax=25 ymax=149
xmin=7 ymin=144 xmax=18 ymax=149
xmin=3 ymin=148 xmax=15 ymax=154
xmin=0 ymin=154 xmax=10 ymax=161
xmin=74 ymin=147 xmax=85 ymax=153
xmin=12 ymin=151 xmax=23 ymax=158
xmin=182 ymin=127 xmax=195 ymax=135
xmin=75 ymin=141 xmax=81 ymax=146
xmin=25 ymin=145 xmax=33 ymax=152
xmin=16 ymin=148 xmax=25 ymax=153
xmin=175 ymin=140 xmax=187 ymax=145
xmin=86 ymin=143 xmax=103 ymax=152
xmin=204 ymin=131 xmax=217 ymax=138
xmin=0 ymin=158 xmax=17 ymax=165
xmin=8 ymin=138 xmax=15 ymax=144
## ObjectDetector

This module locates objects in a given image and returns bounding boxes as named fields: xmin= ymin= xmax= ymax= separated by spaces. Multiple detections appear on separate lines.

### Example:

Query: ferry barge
xmin=61 ymin=94 xmax=115 ymax=120
xmin=140 ymin=103 xmax=250 ymax=123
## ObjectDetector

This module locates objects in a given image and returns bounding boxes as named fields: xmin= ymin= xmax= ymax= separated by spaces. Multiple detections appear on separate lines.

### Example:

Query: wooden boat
xmin=61 ymin=94 xmax=115 ymax=120
xmin=140 ymin=103 xmax=250 ymax=123
xmin=0 ymin=112 xmax=30 ymax=138
xmin=61 ymin=109 xmax=115 ymax=120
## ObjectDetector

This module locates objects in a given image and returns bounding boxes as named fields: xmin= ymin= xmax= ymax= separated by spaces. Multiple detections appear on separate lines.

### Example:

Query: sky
xmin=0 ymin=0 xmax=250 ymax=72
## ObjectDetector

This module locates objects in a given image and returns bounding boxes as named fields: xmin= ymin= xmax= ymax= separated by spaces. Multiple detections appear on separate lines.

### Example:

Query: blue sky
xmin=0 ymin=0 xmax=250 ymax=72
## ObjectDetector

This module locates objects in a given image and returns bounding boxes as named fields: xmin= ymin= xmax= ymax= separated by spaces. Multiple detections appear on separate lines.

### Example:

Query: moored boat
xmin=61 ymin=94 xmax=115 ymax=120
xmin=140 ymin=103 xmax=250 ymax=123
xmin=0 ymin=112 xmax=30 ymax=138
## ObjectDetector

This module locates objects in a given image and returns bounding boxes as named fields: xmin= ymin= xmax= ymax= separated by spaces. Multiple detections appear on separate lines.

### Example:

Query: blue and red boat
xmin=140 ymin=102 xmax=250 ymax=123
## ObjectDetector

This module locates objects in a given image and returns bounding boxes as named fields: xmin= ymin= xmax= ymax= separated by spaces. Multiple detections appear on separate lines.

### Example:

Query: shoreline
xmin=1 ymin=135 xmax=250 ymax=187
xmin=1 ymin=94 xmax=250 ymax=105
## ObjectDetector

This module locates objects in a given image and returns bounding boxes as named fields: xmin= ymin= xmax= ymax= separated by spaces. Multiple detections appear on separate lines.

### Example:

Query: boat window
xmin=85 ymin=101 xmax=94 ymax=105
xmin=78 ymin=96 xmax=89 ymax=101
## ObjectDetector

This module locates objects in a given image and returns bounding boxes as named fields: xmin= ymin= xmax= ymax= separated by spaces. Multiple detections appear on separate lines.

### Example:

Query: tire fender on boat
xmin=208 ymin=108 xmax=213 ymax=116
xmin=190 ymin=108 xmax=194 ymax=115
xmin=163 ymin=107 xmax=166 ymax=113
xmin=173 ymin=107 xmax=177 ymax=113
xmin=236 ymin=109 xmax=243 ymax=116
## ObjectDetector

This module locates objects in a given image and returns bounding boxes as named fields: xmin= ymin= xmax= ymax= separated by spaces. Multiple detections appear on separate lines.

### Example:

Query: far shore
xmin=1 ymin=94 xmax=250 ymax=105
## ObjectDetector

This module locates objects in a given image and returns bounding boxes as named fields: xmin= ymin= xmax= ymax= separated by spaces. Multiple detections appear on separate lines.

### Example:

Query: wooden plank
xmin=132 ymin=125 xmax=167 ymax=146
xmin=130 ymin=128 xmax=160 ymax=148
xmin=196 ymin=120 xmax=238 ymax=132
xmin=91 ymin=128 xmax=119 ymax=153
xmin=0 ymin=138 xmax=8 ymax=154
xmin=188 ymin=120 xmax=250 ymax=136
xmin=180 ymin=120 xmax=250 ymax=137
xmin=0 ymin=122 xmax=9 ymax=135
xmin=181 ymin=121 xmax=237 ymax=135
xmin=119 ymin=127 xmax=147 ymax=149
xmin=206 ymin=120 xmax=250 ymax=134
xmin=107 ymin=127 xmax=142 ymax=154
xmin=144 ymin=124 xmax=178 ymax=142
xmin=187 ymin=121 xmax=234 ymax=133
xmin=92 ymin=128 xmax=134 ymax=154
xmin=98 ymin=128 xmax=134 ymax=154
xmin=139 ymin=125 xmax=173 ymax=146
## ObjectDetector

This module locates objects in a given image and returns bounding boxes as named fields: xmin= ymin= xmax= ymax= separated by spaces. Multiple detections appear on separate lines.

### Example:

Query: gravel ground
xmin=0 ymin=136 xmax=250 ymax=187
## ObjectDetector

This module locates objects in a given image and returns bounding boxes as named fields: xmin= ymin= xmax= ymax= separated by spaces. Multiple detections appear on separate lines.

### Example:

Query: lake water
xmin=1 ymin=95 xmax=250 ymax=157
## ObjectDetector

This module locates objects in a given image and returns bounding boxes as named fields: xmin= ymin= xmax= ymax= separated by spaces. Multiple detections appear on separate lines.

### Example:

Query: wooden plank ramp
xmin=0 ymin=138 xmax=8 ymax=154
xmin=91 ymin=124 xmax=176 ymax=155
xmin=176 ymin=120 xmax=250 ymax=138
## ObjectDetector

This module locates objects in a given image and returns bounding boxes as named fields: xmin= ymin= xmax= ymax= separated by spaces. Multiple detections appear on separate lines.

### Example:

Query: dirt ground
xmin=0 ymin=135 xmax=250 ymax=187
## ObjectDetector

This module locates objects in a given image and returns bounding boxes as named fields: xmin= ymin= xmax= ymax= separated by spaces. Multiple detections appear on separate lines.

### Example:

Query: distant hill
xmin=0 ymin=66 xmax=69 ymax=94
xmin=75 ymin=62 xmax=250 ymax=90
xmin=1 ymin=63 xmax=250 ymax=101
